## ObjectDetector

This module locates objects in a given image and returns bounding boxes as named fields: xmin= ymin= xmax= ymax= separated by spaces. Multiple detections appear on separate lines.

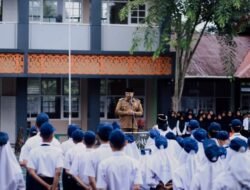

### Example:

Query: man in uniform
xmin=115 ymin=88 xmax=143 ymax=132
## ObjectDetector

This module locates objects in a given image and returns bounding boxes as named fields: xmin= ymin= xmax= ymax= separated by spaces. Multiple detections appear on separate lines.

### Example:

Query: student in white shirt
xmin=61 ymin=124 xmax=79 ymax=190
xmin=84 ymin=123 xmax=113 ymax=190
xmin=27 ymin=122 xmax=63 ymax=190
xmin=70 ymin=131 xmax=96 ymax=190
xmin=96 ymin=129 xmax=143 ymax=190
xmin=124 ymin=134 xmax=140 ymax=160
xmin=0 ymin=132 xmax=25 ymax=190
xmin=230 ymin=119 xmax=248 ymax=142
xmin=173 ymin=137 xmax=199 ymax=190
xmin=64 ymin=129 xmax=86 ymax=189
xmin=192 ymin=128 xmax=207 ymax=164
xmin=145 ymin=129 xmax=160 ymax=154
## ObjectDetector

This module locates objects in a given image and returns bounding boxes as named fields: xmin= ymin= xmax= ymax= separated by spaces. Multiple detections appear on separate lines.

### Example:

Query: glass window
xmin=27 ymin=78 xmax=80 ymax=119
xmin=107 ymin=79 xmax=126 ymax=95
xmin=102 ymin=0 xmax=146 ymax=24
xmin=29 ymin=0 xmax=41 ymax=21
xmin=43 ymin=0 xmax=58 ymax=22
xmin=64 ymin=0 xmax=82 ymax=23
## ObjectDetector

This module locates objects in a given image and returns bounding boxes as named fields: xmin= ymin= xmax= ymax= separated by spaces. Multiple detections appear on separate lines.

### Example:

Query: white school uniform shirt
xmin=124 ymin=142 xmax=141 ymax=160
xmin=190 ymin=158 xmax=224 ymax=190
xmin=243 ymin=117 xmax=250 ymax=131
xmin=61 ymin=138 xmax=75 ymax=155
xmin=19 ymin=132 xmax=61 ymax=162
xmin=64 ymin=142 xmax=86 ymax=170
xmin=84 ymin=143 xmax=113 ymax=178
xmin=70 ymin=148 xmax=94 ymax=185
xmin=173 ymin=151 xmax=199 ymax=190
xmin=27 ymin=142 xmax=64 ymax=178
xmin=96 ymin=151 xmax=143 ymax=190
xmin=0 ymin=142 xmax=25 ymax=190
xmin=230 ymin=133 xmax=248 ymax=142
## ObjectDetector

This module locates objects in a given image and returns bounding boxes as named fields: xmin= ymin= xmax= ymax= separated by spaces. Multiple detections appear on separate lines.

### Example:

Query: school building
xmin=0 ymin=0 xmax=175 ymax=143
xmin=0 ymin=1 xmax=249 ymax=144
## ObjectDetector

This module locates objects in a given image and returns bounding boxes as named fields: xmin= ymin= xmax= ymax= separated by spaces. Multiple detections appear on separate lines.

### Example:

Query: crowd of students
xmin=1 ymin=111 xmax=250 ymax=190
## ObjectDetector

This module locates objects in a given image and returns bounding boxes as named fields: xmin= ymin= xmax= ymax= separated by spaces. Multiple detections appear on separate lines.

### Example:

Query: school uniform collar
xmin=40 ymin=142 xmax=51 ymax=146
xmin=112 ymin=151 xmax=125 ymax=156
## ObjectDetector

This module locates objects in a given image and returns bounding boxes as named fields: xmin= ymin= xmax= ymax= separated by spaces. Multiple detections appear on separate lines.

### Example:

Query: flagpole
xmin=68 ymin=0 xmax=72 ymax=124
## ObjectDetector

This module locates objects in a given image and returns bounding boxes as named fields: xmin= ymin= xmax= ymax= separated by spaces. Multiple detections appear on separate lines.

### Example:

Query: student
xmin=182 ymin=119 xmax=200 ymax=138
xmin=0 ymin=132 xmax=25 ymax=190
xmin=70 ymin=131 xmax=96 ymax=190
xmin=29 ymin=126 xmax=38 ymax=137
xmin=96 ymin=129 xmax=143 ymax=190
xmin=230 ymin=119 xmax=247 ymax=142
xmin=190 ymin=139 xmax=223 ymax=190
xmin=208 ymin=122 xmax=221 ymax=144
xmin=124 ymin=134 xmax=140 ymax=160
xmin=145 ymin=129 xmax=160 ymax=154
xmin=61 ymin=124 xmax=79 ymax=190
xmin=27 ymin=122 xmax=63 ymax=190
xmin=226 ymin=137 xmax=248 ymax=163
xmin=216 ymin=130 xmax=230 ymax=148
xmin=84 ymin=123 xmax=113 ymax=190
xmin=64 ymin=129 xmax=86 ymax=189
xmin=173 ymin=137 xmax=199 ymax=190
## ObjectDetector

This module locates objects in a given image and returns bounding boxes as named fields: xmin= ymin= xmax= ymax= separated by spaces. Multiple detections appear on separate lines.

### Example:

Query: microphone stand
xmin=130 ymin=98 xmax=135 ymax=135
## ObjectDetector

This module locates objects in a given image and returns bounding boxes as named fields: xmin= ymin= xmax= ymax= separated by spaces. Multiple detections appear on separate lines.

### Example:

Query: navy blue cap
xmin=72 ymin=129 xmax=84 ymax=142
xmin=125 ymin=134 xmax=135 ymax=143
xmin=208 ymin=122 xmax=221 ymax=132
xmin=188 ymin=119 xmax=200 ymax=130
xmin=218 ymin=147 xmax=227 ymax=159
xmin=216 ymin=131 xmax=229 ymax=140
xmin=229 ymin=137 xmax=247 ymax=152
xmin=112 ymin=121 xmax=121 ymax=130
xmin=149 ymin=129 xmax=160 ymax=139
xmin=40 ymin=122 xmax=55 ymax=139
xmin=67 ymin=124 xmax=79 ymax=138
xmin=203 ymin=139 xmax=217 ymax=149
xmin=231 ymin=119 xmax=242 ymax=127
xmin=36 ymin=112 xmax=49 ymax=127
xmin=193 ymin=128 xmax=207 ymax=142
xmin=183 ymin=137 xmax=198 ymax=153
xmin=109 ymin=129 xmax=126 ymax=148
xmin=97 ymin=123 xmax=113 ymax=141
xmin=165 ymin=132 xmax=176 ymax=140
xmin=176 ymin=136 xmax=184 ymax=148
xmin=204 ymin=143 xmax=220 ymax=162
xmin=29 ymin=126 xmax=38 ymax=137
xmin=84 ymin=130 xmax=96 ymax=146
xmin=0 ymin=132 xmax=9 ymax=146
xmin=155 ymin=135 xmax=168 ymax=149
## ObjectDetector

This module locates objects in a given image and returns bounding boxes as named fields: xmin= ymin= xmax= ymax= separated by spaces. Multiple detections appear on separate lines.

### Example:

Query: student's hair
xmin=231 ymin=125 xmax=241 ymax=133
xmin=109 ymin=129 xmax=126 ymax=150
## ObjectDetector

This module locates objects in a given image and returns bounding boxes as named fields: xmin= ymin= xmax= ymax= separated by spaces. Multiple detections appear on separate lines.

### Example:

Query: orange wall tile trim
xmin=0 ymin=54 xmax=24 ymax=74
xmin=28 ymin=54 xmax=172 ymax=75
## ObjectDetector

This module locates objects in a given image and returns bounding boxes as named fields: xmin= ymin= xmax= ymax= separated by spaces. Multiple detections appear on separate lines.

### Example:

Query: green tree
xmin=121 ymin=0 xmax=250 ymax=111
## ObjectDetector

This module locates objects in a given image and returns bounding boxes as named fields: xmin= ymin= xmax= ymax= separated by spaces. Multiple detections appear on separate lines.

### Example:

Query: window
xmin=27 ymin=78 xmax=80 ymax=119
xmin=29 ymin=0 xmax=83 ymax=23
xmin=100 ymin=79 xmax=145 ymax=119
xmin=64 ymin=0 xmax=82 ymax=23
xmin=102 ymin=0 xmax=146 ymax=24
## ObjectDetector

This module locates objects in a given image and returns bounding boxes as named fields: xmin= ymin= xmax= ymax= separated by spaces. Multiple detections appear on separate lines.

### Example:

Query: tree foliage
xmin=120 ymin=0 xmax=250 ymax=111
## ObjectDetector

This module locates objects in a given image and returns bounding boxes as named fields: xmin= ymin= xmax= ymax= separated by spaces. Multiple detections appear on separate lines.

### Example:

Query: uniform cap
xmin=183 ymin=137 xmax=198 ymax=153
xmin=125 ymin=134 xmax=135 ymax=143
xmin=208 ymin=122 xmax=221 ymax=132
xmin=36 ymin=112 xmax=49 ymax=127
xmin=216 ymin=131 xmax=229 ymax=140
xmin=204 ymin=143 xmax=220 ymax=162
xmin=176 ymin=136 xmax=184 ymax=148
xmin=193 ymin=128 xmax=207 ymax=142
xmin=188 ymin=119 xmax=200 ymax=130
xmin=165 ymin=132 xmax=176 ymax=140
xmin=109 ymin=129 xmax=126 ymax=148
xmin=157 ymin=114 xmax=167 ymax=125
xmin=218 ymin=147 xmax=227 ymax=159
xmin=72 ymin=129 xmax=84 ymax=142
xmin=29 ymin=126 xmax=38 ymax=137
xmin=84 ymin=130 xmax=96 ymax=146
xmin=155 ymin=135 xmax=168 ymax=149
xmin=97 ymin=123 xmax=113 ymax=141
xmin=67 ymin=124 xmax=79 ymax=138
xmin=0 ymin=132 xmax=9 ymax=146
xmin=112 ymin=121 xmax=121 ymax=130
xmin=231 ymin=119 xmax=242 ymax=127
xmin=229 ymin=137 xmax=247 ymax=152
xmin=40 ymin=122 xmax=55 ymax=138
xmin=149 ymin=129 xmax=160 ymax=139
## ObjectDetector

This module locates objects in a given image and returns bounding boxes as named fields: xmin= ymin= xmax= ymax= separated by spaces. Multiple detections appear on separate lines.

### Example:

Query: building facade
xmin=0 ymin=0 xmax=174 ymax=143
